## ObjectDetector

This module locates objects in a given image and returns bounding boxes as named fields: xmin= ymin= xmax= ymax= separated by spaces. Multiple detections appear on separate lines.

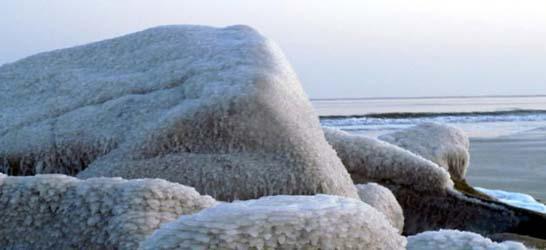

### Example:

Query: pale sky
xmin=1 ymin=0 xmax=546 ymax=98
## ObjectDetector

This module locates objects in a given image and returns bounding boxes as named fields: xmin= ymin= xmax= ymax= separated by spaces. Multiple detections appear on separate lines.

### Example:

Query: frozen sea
xmin=314 ymin=95 xmax=546 ymax=213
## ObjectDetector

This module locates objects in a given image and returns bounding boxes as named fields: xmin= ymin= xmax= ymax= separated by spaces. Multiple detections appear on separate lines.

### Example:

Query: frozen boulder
xmin=0 ymin=174 xmax=215 ymax=249
xmin=407 ymin=230 xmax=527 ymax=250
xmin=323 ymin=127 xmax=453 ymax=191
xmin=356 ymin=183 xmax=404 ymax=233
xmin=324 ymin=127 xmax=546 ymax=240
xmin=0 ymin=25 xmax=358 ymax=201
xmin=379 ymin=122 xmax=470 ymax=181
xmin=140 ymin=194 xmax=406 ymax=249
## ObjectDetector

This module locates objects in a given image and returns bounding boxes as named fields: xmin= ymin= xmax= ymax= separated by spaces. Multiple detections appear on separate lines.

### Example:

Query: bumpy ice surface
xmin=0 ymin=25 xmax=358 ymax=201
xmin=140 ymin=194 xmax=406 ymax=250
xmin=356 ymin=183 xmax=404 ymax=233
xmin=407 ymin=229 xmax=527 ymax=250
xmin=379 ymin=122 xmax=470 ymax=181
xmin=323 ymin=127 xmax=452 ymax=191
xmin=323 ymin=127 xmax=545 ymax=237
xmin=0 ymin=173 xmax=215 ymax=249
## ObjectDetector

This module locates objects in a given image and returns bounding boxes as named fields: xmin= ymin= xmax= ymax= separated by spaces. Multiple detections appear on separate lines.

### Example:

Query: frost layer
xmin=0 ymin=25 xmax=358 ymax=201
xmin=0 ymin=173 xmax=215 ymax=249
xmin=140 ymin=194 xmax=406 ymax=250
xmin=407 ymin=230 xmax=527 ymax=250
xmin=356 ymin=183 xmax=404 ymax=233
xmin=323 ymin=127 xmax=546 ymax=238
xmin=323 ymin=127 xmax=453 ymax=191
xmin=379 ymin=122 xmax=470 ymax=181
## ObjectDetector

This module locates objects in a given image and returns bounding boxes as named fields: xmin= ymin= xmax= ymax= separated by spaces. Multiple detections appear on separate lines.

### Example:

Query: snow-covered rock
xmin=0 ymin=25 xmax=358 ymax=201
xmin=0 ymin=174 xmax=215 ymax=249
xmin=140 ymin=194 xmax=406 ymax=250
xmin=379 ymin=123 xmax=470 ymax=181
xmin=356 ymin=183 xmax=404 ymax=233
xmin=324 ymin=127 xmax=546 ymax=239
xmin=407 ymin=230 xmax=527 ymax=250
xmin=323 ymin=127 xmax=453 ymax=191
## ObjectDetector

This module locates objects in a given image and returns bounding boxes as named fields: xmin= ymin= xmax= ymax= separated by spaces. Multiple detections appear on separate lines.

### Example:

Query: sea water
xmin=314 ymin=95 xmax=546 ymax=213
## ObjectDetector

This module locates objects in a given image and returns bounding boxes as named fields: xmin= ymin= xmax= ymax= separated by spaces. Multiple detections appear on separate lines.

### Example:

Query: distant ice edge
xmin=476 ymin=187 xmax=546 ymax=214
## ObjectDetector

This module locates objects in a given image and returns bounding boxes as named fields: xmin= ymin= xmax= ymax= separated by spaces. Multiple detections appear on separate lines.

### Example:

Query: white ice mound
xmin=356 ymin=183 xmax=404 ymax=233
xmin=407 ymin=230 xmax=527 ymax=250
xmin=0 ymin=174 xmax=215 ymax=249
xmin=379 ymin=123 xmax=470 ymax=181
xmin=140 ymin=194 xmax=406 ymax=250
xmin=323 ymin=127 xmax=452 ymax=191
xmin=0 ymin=25 xmax=358 ymax=201
xmin=476 ymin=187 xmax=546 ymax=214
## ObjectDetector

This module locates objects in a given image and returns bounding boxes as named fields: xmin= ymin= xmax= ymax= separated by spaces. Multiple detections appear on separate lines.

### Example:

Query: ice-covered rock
xmin=324 ymin=127 xmax=546 ymax=240
xmin=476 ymin=187 xmax=546 ymax=214
xmin=356 ymin=183 xmax=404 ymax=233
xmin=407 ymin=230 xmax=527 ymax=250
xmin=0 ymin=25 xmax=358 ymax=201
xmin=0 ymin=174 xmax=215 ymax=249
xmin=140 ymin=194 xmax=406 ymax=249
xmin=323 ymin=127 xmax=453 ymax=191
xmin=379 ymin=122 xmax=470 ymax=181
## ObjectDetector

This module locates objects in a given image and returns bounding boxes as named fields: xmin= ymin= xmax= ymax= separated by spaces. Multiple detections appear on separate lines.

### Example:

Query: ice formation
xmin=476 ymin=187 xmax=546 ymax=214
xmin=323 ymin=127 xmax=453 ymax=191
xmin=140 ymin=194 xmax=406 ymax=249
xmin=0 ymin=25 xmax=358 ymax=201
xmin=324 ymin=127 xmax=546 ymax=239
xmin=0 ymin=173 xmax=215 ymax=249
xmin=356 ymin=183 xmax=404 ymax=233
xmin=379 ymin=122 xmax=470 ymax=181
xmin=407 ymin=230 xmax=527 ymax=250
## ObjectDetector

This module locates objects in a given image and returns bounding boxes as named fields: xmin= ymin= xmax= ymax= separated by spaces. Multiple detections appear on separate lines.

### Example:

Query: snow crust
xmin=0 ymin=25 xmax=358 ymax=201
xmin=323 ymin=127 xmax=453 ymax=191
xmin=0 ymin=173 xmax=215 ymax=249
xmin=323 ymin=127 xmax=536 ymax=237
xmin=476 ymin=187 xmax=546 ymax=214
xmin=407 ymin=230 xmax=527 ymax=250
xmin=140 ymin=194 xmax=406 ymax=250
xmin=356 ymin=183 xmax=404 ymax=233
xmin=379 ymin=122 xmax=470 ymax=181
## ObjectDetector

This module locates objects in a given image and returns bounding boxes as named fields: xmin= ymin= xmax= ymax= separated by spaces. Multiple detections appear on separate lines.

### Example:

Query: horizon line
xmin=310 ymin=94 xmax=546 ymax=101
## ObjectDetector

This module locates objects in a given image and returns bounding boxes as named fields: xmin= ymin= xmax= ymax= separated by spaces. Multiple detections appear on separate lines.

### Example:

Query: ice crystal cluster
xmin=356 ymin=183 xmax=404 ymax=233
xmin=0 ymin=173 xmax=215 ymax=249
xmin=0 ymin=24 xmax=358 ymax=201
xmin=140 ymin=194 xmax=406 ymax=250
xmin=407 ymin=230 xmax=527 ymax=250
xmin=380 ymin=122 xmax=470 ymax=181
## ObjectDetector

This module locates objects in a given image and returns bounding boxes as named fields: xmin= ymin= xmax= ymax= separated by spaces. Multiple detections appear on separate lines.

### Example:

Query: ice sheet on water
xmin=476 ymin=187 xmax=546 ymax=214
xmin=320 ymin=110 xmax=546 ymax=138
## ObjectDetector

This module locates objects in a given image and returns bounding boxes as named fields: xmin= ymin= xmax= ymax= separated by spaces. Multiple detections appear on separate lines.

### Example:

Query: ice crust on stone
xmin=356 ymin=183 xmax=404 ymax=233
xmin=476 ymin=187 xmax=546 ymax=214
xmin=379 ymin=122 xmax=470 ymax=181
xmin=140 ymin=194 xmax=406 ymax=250
xmin=323 ymin=127 xmax=453 ymax=191
xmin=322 ymin=127 xmax=545 ymax=237
xmin=407 ymin=230 xmax=528 ymax=250
xmin=0 ymin=25 xmax=358 ymax=201
xmin=0 ymin=173 xmax=215 ymax=249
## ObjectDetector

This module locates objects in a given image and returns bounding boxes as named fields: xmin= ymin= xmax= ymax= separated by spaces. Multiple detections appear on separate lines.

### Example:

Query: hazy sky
xmin=1 ymin=0 xmax=546 ymax=98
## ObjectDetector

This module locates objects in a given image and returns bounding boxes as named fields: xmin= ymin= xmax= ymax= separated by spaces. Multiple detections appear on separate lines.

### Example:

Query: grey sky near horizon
xmin=2 ymin=1 xmax=546 ymax=99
